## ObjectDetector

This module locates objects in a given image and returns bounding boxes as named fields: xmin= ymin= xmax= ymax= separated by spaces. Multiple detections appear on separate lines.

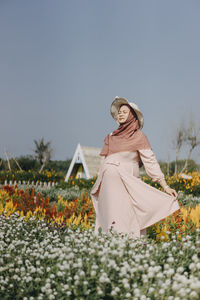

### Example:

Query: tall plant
xmin=33 ymin=138 xmax=53 ymax=173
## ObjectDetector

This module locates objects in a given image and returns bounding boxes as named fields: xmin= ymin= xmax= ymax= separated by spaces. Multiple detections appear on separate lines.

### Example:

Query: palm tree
xmin=33 ymin=138 xmax=53 ymax=173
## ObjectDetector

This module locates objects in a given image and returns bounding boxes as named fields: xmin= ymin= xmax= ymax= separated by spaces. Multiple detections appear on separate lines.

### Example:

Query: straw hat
xmin=110 ymin=96 xmax=144 ymax=129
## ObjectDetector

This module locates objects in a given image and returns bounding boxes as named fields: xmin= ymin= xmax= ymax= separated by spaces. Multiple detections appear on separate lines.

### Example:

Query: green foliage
xmin=16 ymin=155 xmax=40 ymax=171
xmin=46 ymin=159 xmax=71 ymax=172
xmin=0 ymin=157 xmax=7 ymax=171
xmin=0 ymin=156 xmax=71 ymax=173
xmin=56 ymin=177 xmax=97 ymax=190
xmin=140 ymin=159 xmax=199 ymax=176
xmin=0 ymin=170 xmax=64 ymax=184
xmin=15 ymin=184 xmax=86 ymax=202
xmin=158 ymin=159 xmax=199 ymax=176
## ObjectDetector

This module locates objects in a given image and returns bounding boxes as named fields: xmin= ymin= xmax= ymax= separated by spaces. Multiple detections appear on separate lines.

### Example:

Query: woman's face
xmin=117 ymin=105 xmax=130 ymax=124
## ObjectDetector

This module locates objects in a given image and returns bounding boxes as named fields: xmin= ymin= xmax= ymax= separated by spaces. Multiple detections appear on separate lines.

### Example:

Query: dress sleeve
xmin=138 ymin=149 xmax=165 ymax=183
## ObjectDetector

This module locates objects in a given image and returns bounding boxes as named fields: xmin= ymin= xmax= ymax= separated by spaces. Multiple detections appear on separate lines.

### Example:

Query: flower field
xmin=2 ymin=171 xmax=200 ymax=196
xmin=1 ymin=185 xmax=200 ymax=299
xmin=0 ymin=170 xmax=64 ymax=184
xmin=1 ymin=215 xmax=200 ymax=299
xmin=143 ymin=171 xmax=200 ymax=196
xmin=0 ymin=185 xmax=94 ymax=230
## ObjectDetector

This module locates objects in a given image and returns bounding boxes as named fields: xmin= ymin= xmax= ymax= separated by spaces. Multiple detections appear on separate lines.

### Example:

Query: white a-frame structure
xmin=65 ymin=143 xmax=102 ymax=182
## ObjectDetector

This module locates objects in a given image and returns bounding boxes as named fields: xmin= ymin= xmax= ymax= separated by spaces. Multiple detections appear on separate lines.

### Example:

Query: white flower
xmin=189 ymin=263 xmax=196 ymax=270
xmin=124 ymin=282 xmax=130 ymax=289
xmin=91 ymin=270 xmax=96 ymax=276
xmin=172 ymin=283 xmax=180 ymax=292
xmin=177 ymin=266 xmax=184 ymax=273
xmin=134 ymin=288 xmax=140 ymax=295
xmin=164 ymin=264 xmax=170 ymax=270
xmin=111 ymin=290 xmax=117 ymax=296
xmin=192 ymin=254 xmax=198 ymax=262
xmin=167 ymin=257 xmax=174 ymax=263
xmin=190 ymin=291 xmax=198 ymax=298
xmin=159 ymin=289 xmax=165 ymax=295
xmin=97 ymin=289 xmax=103 ymax=295
xmin=74 ymin=274 xmax=79 ymax=280
xmin=156 ymin=272 xmax=163 ymax=278
xmin=100 ymin=257 xmax=106 ymax=263
xmin=167 ymin=269 xmax=174 ymax=276
xmin=178 ymin=288 xmax=187 ymax=297
xmin=79 ymin=270 xmax=85 ymax=276
xmin=165 ymin=279 xmax=171 ymax=286
xmin=196 ymin=262 xmax=200 ymax=269
xmin=190 ymin=281 xmax=200 ymax=290
xmin=148 ymin=287 xmax=154 ymax=293
xmin=147 ymin=272 xmax=154 ymax=278
xmin=63 ymin=284 xmax=69 ymax=290
xmin=45 ymin=283 xmax=51 ymax=289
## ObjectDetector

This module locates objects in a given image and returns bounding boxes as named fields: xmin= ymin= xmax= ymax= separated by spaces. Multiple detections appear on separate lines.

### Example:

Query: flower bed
xmin=0 ymin=185 xmax=95 ymax=230
xmin=143 ymin=171 xmax=200 ymax=196
xmin=1 ymin=185 xmax=200 ymax=239
xmin=0 ymin=215 xmax=200 ymax=299
xmin=0 ymin=170 xmax=64 ymax=184
xmin=1 ymin=185 xmax=200 ymax=298
xmin=57 ymin=172 xmax=200 ymax=196
xmin=2 ymin=171 xmax=200 ymax=196
xmin=14 ymin=183 xmax=90 ymax=203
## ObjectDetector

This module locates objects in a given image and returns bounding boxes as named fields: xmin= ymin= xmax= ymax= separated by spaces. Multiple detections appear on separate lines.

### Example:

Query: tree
xmin=172 ymin=121 xmax=185 ymax=174
xmin=172 ymin=113 xmax=200 ymax=174
xmin=16 ymin=155 xmax=40 ymax=171
xmin=33 ymin=138 xmax=53 ymax=173
xmin=180 ymin=116 xmax=200 ymax=173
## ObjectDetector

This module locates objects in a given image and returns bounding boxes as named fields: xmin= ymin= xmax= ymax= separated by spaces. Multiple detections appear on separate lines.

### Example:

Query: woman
xmin=90 ymin=96 xmax=180 ymax=239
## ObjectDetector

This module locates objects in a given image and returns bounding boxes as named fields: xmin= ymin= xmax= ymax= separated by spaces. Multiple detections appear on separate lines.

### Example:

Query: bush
xmin=0 ymin=170 xmax=64 ymax=184
xmin=46 ymin=159 xmax=71 ymax=172
xmin=159 ymin=159 xmax=199 ymax=176
xmin=56 ymin=177 xmax=97 ymax=190
xmin=16 ymin=155 xmax=40 ymax=171
xmin=0 ymin=156 xmax=71 ymax=173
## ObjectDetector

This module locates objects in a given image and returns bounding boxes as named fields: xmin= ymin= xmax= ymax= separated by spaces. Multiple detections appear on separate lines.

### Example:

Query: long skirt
xmin=90 ymin=153 xmax=180 ymax=239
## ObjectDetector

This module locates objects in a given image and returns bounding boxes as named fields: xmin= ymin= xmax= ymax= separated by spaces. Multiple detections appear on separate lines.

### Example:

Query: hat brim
xmin=110 ymin=97 xmax=144 ymax=129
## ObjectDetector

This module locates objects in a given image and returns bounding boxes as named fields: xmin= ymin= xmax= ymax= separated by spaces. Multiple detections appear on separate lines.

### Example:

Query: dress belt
xmin=104 ymin=160 xmax=139 ymax=166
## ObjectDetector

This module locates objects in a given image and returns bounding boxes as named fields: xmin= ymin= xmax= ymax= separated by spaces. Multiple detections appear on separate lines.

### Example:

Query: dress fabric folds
xmin=90 ymin=149 xmax=180 ymax=239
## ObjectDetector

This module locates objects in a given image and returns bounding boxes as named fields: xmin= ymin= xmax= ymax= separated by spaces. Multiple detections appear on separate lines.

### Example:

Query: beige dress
xmin=90 ymin=149 xmax=180 ymax=239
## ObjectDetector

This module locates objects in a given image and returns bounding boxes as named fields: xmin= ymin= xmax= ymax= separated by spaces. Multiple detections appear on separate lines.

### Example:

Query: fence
xmin=2 ymin=180 xmax=58 ymax=188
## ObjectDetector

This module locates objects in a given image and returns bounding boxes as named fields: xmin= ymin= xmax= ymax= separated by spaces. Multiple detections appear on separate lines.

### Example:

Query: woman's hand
xmin=164 ymin=186 xmax=178 ymax=199
xmin=159 ymin=179 xmax=178 ymax=199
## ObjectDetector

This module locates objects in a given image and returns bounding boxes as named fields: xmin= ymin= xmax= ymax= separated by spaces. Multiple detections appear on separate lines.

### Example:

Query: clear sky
xmin=0 ymin=0 xmax=200 ymax=162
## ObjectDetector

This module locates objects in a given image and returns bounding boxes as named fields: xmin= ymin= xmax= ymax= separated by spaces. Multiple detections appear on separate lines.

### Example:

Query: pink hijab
xmin=100 ymin=104 xmax=151 ymax=157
